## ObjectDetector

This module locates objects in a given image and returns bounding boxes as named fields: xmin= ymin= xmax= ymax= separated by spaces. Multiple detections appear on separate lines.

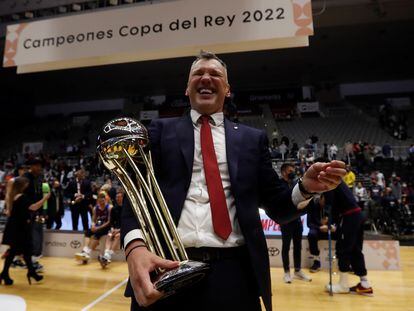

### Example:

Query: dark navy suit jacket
xmin=121 ymin=114 xmax=302 ymax=311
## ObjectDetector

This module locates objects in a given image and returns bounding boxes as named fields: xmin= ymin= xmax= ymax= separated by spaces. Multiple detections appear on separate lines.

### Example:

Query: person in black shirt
xmin=1 ymin=177 xmax=49 ymax=285
xmin=307 ymin=194 xmax=337 ymax=273
xmin=67 ymin=169 xmax=92 ymax=232
xmin=323 ymin=183 xmax=373 ymax=295
xmin=98 ymin=191 xmax=124 ymax=268
xmin=279 ymin=164 xmax=311 ymax=283
xmin=46 ymin=180 xmax=64 ymax=230
xmin=367 ymin=178 xmax=383 ymax=227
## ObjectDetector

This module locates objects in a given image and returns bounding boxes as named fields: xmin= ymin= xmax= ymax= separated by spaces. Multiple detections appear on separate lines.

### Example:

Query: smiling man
xmin=121 ymin=51 xmax=346 ymax=311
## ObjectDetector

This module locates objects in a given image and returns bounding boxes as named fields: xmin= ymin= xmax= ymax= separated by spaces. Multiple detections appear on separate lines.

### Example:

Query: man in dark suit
xmin=46 ymin=180 xmax=64 ymax=230
xmin=66 ymin=169 xmax=92 ymax=232
xmin=121 ymin=51 xmax=346 ymax=311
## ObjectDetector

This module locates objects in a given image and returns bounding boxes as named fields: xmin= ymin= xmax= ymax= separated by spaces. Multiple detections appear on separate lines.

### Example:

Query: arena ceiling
xmin=0 ymin=0 xmax=413 ymax=109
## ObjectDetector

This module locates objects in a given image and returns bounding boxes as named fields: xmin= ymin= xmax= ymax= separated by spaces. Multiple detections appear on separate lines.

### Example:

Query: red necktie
xmin=200 ymin=115 xmax=232 ymax=240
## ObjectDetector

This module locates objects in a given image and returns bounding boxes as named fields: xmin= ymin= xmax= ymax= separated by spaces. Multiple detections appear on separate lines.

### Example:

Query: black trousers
xmin=308 ymin=228 xmax=322 ymax=256
xmin=336 ymin=212 xmax=367 ymax=276
xmin=31 ymin=221 xmax=44 ymax=257
xmin=130 ymin=247 xmax=261 ymax=311
xmin=70 ymin=203 xmax=89 ymax=232
xmin=307 ymin=228 xmax=334 ymax=256
xmin=46 ymin=214 xmax=62 ymax=230
xmin=281 ymin=220 xmax=303 ymax=272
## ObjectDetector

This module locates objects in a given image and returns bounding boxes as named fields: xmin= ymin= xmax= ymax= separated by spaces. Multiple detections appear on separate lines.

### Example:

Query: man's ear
xmin=225 ymin=84 xmax=231 ymax=97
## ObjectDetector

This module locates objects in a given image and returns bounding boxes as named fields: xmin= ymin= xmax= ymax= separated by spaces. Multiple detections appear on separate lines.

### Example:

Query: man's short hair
xmin=280 ymin=163 xmax=294 ymax=173
xmin=192 ymin=50 xmax=227 ymax=69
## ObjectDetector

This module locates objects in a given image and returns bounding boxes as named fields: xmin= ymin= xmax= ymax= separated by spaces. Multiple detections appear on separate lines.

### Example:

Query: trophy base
xmin=154 ymin=260 xmax=209 ymax=297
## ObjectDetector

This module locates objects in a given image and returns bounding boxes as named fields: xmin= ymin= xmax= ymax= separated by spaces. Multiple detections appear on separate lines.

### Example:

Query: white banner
xmin=297 ymin=101 xmax=320 ymax=113
xmin=260 ymin=208 xmax=309 ymax=236
xmin=3 ymin=0 xmax=313 ymax=73
xmin=0 ymin=231 xmax=125 ymax=261
xmin=266 ymin=239 xmax=400 ymax=270
xmin=0 ymin=233 xmax=399 ymax=269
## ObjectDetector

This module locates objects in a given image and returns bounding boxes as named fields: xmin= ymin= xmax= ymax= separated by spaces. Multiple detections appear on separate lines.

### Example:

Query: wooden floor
xmin=1 ymin=246 xmax=413 ymax=311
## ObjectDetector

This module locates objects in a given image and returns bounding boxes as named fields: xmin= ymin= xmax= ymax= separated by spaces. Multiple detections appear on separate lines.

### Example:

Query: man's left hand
xmin=302 ymin=160 xmax=346 ymax=193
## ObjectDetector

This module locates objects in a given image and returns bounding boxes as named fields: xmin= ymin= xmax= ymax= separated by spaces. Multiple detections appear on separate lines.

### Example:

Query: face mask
xmin=288 ymin=172 xmax=296 ymax=180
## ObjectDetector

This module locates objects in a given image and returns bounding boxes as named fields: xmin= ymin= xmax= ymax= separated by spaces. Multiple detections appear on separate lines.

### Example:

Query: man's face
xmin=185 ymin=58 xmax=230 ymax=115
xmin=98 ymin=197 xmax=106 ymax=207
xmin=18 ymin=167 xmax=26 ymax=176
xmin=31 ymin=164 xmax=42 ymax=176
xmin=116 ymin=192 xmax=124 ymax=206
xmin=282 ymin=166 xmax=295 ymax=182
xmin=77 ymin=171 xmax=85 ymax=180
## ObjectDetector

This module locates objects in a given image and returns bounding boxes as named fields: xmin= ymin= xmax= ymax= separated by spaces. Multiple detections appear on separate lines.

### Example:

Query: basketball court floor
xmin=0 ymin=246 xmax=413 ymax=310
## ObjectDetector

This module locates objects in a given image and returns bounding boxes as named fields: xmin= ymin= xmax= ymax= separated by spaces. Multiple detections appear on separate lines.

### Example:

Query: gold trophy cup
xmin=97 ymin=117 xmax=209 ymax=297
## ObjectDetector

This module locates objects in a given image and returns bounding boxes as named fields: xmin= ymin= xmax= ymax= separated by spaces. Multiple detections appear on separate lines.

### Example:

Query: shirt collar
xmin=190 ymin=109 xmax=224 ymax=126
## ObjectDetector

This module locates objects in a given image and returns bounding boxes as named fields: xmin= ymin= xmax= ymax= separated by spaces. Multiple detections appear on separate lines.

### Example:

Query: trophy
xmin=97 ymin=117 xmax=209 ymax=297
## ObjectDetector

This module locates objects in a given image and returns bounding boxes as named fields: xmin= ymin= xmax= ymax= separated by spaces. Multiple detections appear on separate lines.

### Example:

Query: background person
xmin=67 ymin=169 xmax=92 ymax=232
xmin=279 ymin=163 xmax=311 ymax=283
xmin=75 ymin=191 xmax=112 ymax=263
xmin=324 ymin=183 xmax=373 ymax=295
xmin=98 ymin=191 xmax=123 ymax=268
xmin=1 ymin=177 xmax=49 ymax=285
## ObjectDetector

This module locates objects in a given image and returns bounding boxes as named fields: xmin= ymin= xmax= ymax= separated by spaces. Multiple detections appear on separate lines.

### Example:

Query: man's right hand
xmin=125 ymin=240 xmax=180 ymax=307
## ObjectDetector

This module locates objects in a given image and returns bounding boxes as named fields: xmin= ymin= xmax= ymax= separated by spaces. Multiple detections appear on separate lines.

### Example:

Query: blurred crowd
xmin=269 ymin=134 xmax=414 ymax=174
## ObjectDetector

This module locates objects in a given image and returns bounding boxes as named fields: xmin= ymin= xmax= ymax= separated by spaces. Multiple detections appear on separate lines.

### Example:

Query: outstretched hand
xmin=302 ymin=160 xmax=346 ymax=194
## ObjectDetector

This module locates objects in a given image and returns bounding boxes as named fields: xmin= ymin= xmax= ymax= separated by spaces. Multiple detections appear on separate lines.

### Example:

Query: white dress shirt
xmin=124 ymin=110 xmax=310 ymax=249
xmin=177 ymin=110 xmax=244 ymax=248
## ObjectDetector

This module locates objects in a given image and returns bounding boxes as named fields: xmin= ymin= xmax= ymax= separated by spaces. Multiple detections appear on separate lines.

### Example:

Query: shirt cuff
xmin=292 ymin=183 xmax=313 ymax=210
xmin=123 ymin=229 xmax=146 ymax=249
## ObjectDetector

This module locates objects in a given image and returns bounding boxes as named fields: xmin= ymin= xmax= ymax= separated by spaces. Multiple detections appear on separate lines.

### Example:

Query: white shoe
xmin=103 ymin=254 xmax=112 ymax=263
xmin=294 ymin=270 xmax=312 ymax=282
xmin=75 ymin=252 xmax=90 ymax=263
xmin=325 ymin=283 xmax=350 ymax=294
xmin=283 ymin=272 xmax=292 ymax=283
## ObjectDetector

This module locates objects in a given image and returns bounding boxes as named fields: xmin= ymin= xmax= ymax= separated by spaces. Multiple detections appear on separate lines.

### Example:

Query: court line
xmin=81 ymin=278 xmax=128 ymax=311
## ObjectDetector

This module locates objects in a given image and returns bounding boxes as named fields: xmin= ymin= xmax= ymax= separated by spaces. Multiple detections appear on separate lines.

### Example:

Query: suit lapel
xmin=224 ymin=119 xmax=241 ymax=188
xmin=175 ymin=115 xmax=194 ymax=178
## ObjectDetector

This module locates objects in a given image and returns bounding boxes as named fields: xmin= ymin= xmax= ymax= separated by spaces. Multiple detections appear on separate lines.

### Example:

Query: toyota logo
xmin=70 ymin=240 xmax=81 ymax=249
xmin=268 ymin=247 xmax=280 ymax=256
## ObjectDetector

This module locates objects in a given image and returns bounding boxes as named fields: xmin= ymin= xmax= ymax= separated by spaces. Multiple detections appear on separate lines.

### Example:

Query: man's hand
xmin=74 ymin=195 xmax=83 ymax=203
xmin=302 ymin=160 xmax=346 ymax=193
xmin=320 ymin=224 xmax=336 ymax=233
xmin=320 ymin=225 xmax=328 ymax=233
xmin=126 ymin=241 xmax=180 ymax=307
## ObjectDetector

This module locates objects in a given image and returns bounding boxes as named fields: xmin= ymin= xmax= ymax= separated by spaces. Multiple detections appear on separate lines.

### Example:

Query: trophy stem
xmin=112 ymin=157 xmax=166 ymax=260
xmin=138 ymin=147 xmax=189 ymax=261
xmin=124 ymin=150 xmax=181 ymax=261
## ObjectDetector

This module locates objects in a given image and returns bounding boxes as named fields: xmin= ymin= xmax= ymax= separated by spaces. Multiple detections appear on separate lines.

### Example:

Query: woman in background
xmin=0 ymin=176 xmax=50 ymax=285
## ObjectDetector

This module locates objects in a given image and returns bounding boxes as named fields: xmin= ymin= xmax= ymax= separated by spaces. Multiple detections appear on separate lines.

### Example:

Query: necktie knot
xmin=200 ymin=115 xmax=211 ymax=125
